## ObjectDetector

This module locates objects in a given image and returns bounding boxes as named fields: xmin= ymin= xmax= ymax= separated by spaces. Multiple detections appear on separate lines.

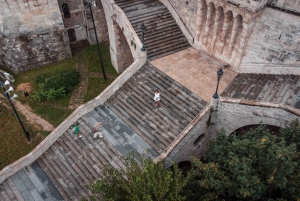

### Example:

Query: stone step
xmin=221 ymin=73 xmax=300 ymax=109
xmin=114 ymin=0 xmax=190 ymax=60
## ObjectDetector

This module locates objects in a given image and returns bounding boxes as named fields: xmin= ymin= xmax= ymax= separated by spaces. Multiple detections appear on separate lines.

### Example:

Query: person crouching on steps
xmin=154 ymin=89 xmax=160 ymax=107
xmin=73 ymin=123 xmax=82 ymax=140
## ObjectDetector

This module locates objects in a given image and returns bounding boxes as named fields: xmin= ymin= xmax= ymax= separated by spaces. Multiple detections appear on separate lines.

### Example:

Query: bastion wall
xmin=0 ymin=0 xmax=72 ymax=73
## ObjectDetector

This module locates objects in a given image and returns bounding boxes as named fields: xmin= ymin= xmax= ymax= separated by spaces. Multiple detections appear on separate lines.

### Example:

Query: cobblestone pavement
xmin=151 ymin=47 xmax=237 ymax=102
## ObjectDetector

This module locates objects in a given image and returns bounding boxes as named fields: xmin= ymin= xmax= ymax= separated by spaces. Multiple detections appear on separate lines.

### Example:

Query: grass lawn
xmin=0 ymin=42 xmax=119 ymax=170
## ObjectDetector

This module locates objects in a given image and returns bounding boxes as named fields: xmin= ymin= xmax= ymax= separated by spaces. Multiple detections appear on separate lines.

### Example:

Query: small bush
xmin=33 ymin=70 xmax=80 ymax=102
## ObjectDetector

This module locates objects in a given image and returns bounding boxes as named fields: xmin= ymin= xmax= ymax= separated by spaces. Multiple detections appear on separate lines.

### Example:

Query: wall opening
xmin=194 ymin=134 xmax=205 ymax=146
xmin=68 ymin=29 xmax=77 ymax=42
xmin=231 ymin=124 xmax=281 ymax=136
xmin=62 ymin=3 xmax=71 ymax=19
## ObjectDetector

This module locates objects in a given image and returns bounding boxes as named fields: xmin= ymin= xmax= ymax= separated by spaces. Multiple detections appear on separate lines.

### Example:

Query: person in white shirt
xmin=154 ymin=89 xmax=160 ymax=107
xmin=93 ymin=122 xmax=103 ymax=138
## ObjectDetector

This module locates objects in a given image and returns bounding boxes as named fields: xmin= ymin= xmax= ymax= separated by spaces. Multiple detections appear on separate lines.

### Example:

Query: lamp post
xmin=212 ymin=68 xmax=223 ymax=99
xmin=87 ymin=0 xmax=107 ymax=81
xmin=141 ymin=23 xmax=146 ymax=51
xmin=0 ymin=77 xmax=31 ymax=142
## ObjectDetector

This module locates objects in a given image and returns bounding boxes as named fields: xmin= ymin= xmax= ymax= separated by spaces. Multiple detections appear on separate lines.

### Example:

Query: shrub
xmin=33 ymin=70 xmax=80 ymax=102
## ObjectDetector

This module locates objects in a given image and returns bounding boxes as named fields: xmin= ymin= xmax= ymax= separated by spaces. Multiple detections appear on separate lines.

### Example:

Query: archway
xmin=62 ymin=3 xmax=71 ymax=19
xmin=231 ymin=124 xmax=281 ymax=136
xmin=109 ymin=19 xmax=134 ymax=73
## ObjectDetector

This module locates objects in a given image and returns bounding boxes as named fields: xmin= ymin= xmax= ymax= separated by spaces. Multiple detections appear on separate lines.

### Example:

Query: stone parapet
xmin=0 ymin=55 xmax=146 ymax=184
xmin=239 ymin=62 xmax=300 ymax=74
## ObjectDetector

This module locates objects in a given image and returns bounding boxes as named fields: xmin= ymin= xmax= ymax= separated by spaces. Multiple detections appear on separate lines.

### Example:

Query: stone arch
xmin=224 ymin=117 xmax=283 ymax=136
xmin=231 ymin=124 xmax=281 ymax=136
xmin=193 ymin=133 xmax=206 ymax=146
xmin=62 ymin=3 xmax=71 ymax=19
xmin=211 ymin=6 xmax=225 ymax=52
xmin=109 ymin=19 xmax=134 ymax=73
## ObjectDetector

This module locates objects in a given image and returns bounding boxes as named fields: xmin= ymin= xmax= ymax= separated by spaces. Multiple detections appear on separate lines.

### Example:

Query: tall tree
xmin=186 ymin=121 xmax=300 ymax=201
xmin=85 ymin=153 xmax=189 ymax=201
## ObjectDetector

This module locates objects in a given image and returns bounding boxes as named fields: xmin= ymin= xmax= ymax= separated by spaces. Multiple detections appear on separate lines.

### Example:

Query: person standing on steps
xmin=73 ymin=123 xmax=82 ymax=140
xmin=154 ymin=89 xmax=160 ymax=107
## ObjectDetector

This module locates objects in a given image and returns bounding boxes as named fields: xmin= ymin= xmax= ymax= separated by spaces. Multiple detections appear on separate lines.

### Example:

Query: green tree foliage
xmin=85 ymin=153 xmax=189 ymax=201
xmin=186 ymin=121 xmax=300 ymax=201
xmin=33 ymin=70 xmax=80 ymax=101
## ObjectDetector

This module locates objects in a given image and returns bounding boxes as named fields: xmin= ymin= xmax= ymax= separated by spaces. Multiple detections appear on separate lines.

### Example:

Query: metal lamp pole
xmin=0 ymin=80 xmax=31 ymax=142
xmin=212 ymin=68 xmax=224 ymax=99
xmin=88 ymin=0 xmax=107 ymax=81
xmin=141 ymin=23 xmax=146 ymax=51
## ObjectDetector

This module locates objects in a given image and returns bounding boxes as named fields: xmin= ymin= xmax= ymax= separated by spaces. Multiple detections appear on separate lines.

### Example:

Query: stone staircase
xmin=221 ymin=73 xmax=300 ymax=108
xmin=114 ymin=0 xmax=191 ymax=60
xmin=1 ymin=63 xmax=206 ymax=200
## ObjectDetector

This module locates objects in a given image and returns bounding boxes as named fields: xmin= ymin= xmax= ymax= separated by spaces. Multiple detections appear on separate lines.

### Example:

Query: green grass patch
xmin=0 ymin=103 xmax=44 ymax=170
xmin=83 ymin=42 xmax=119 ymax=76
xmin=84 ymin=77 xmax=116 ymax=103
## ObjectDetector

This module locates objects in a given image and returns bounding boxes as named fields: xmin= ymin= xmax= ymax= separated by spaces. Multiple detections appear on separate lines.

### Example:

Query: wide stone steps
xmin=0 ymin=162 xmax=64 ymax=201
xmin=221 ymin=73 xmax=300 ymax=109
xmin=115 ymin=0 xmax=190 ymax=60
xmin=105 ymin=62 xmax=206 ymax=153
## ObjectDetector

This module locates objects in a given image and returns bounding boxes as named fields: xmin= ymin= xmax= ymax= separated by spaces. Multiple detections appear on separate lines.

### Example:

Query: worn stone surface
xmin=241 ymin=8 xmax=300 ymax=66
xmin=151 ymin=47 xmax=237 ymax=102
xmin=272 ymin=0 xmax=300 ymax=13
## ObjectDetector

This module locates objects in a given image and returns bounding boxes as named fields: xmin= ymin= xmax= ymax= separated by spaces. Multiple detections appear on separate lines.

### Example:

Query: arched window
xmin=62 ymin=3 xmax=71 ymax=19
xmin=68 ymin=29 xmax=77 ymax=42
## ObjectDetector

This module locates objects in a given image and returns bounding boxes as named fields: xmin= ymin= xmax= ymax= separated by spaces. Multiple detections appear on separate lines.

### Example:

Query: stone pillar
xmin=209 ymin=8 xmax=221 ymax=52
xmin=203 ymin=4 xmax=212 ymax=47
xmin=224 ymin=13 xmax=238 ymax=58
xmin=195 ymin=0 xmax=206 ymax=44
xmin=216 ymin=11 xmax=230 ymax=56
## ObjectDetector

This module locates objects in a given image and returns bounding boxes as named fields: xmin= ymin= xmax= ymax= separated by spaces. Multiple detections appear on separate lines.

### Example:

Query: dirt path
xmin=13 ymin=100 xmax=55 ymax=132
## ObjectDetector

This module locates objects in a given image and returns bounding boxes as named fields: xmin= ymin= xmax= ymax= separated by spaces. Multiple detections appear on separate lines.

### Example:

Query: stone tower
xmin=0 ymin=0 xmax=72 ymax=73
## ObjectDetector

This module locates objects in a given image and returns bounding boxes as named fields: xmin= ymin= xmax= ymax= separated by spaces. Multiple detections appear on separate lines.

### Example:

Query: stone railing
xmin=154 ymin=101 xmax=212 ymax=163
xmin=239 ymin=62 xmax=300 ymax=74
xmin=159 ymin=0 xmax=194 ymax=44
xmin=0 ymin=55 xmax=147 ymax=184
xmin=219 ymin=97 xmax=300 ymax=116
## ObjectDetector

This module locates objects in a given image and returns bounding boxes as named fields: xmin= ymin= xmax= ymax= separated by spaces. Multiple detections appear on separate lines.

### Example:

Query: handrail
xmin=154 ymin=101 xmax=212 ymax=163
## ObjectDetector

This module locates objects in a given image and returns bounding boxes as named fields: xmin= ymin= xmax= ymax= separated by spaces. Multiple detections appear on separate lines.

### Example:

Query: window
xmin=62 ymin=3 xmax=71 ymax=18
xmin=68 ymin=29 xmax=77 ymax=42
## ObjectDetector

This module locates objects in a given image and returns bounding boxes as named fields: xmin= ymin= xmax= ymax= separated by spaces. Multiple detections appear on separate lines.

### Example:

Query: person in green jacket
xmin=73 ymin=123 xmax=82 ymax=140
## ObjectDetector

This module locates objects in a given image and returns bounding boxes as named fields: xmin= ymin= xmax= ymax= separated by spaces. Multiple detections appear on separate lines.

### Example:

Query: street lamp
xmin=212 ymin=68 xmax=223 ymax=99
xmin=0 ymin=75 xmax=31 ymax=142
xmin=141 ymin=23 xmax=146 ymax=51
xmin=86 ymin=0 xmax=107 ymax=81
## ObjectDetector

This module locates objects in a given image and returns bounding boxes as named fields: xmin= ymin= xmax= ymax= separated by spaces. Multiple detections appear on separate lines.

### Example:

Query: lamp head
xmin=6 ymin=86 xmax=14 ymax=93
xmin=217 ymin=68 xmax=223 ymax=80
xmin=141 ymin=23 xmax=146 ymax=31
xmin=10 ymin=93 xmax=18 ymax=101
xmin=4 ymin=80 xmax=10 ymax=86
xmin=92 ymin=1 xmax=96 ymax=7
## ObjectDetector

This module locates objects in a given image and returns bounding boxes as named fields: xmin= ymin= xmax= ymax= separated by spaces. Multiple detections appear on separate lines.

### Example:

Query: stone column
xmin=195 ymin=0 xmax=206 ymax=44
xmin=203 ymin=4 xmax=212 ymax=47
xmin=225 ymin=13 xmax=238 ymax=58
xmin=209 ymin=8 xmax=221 ymax=53
xmin=216 ymin=11 xmax=229 ymax=56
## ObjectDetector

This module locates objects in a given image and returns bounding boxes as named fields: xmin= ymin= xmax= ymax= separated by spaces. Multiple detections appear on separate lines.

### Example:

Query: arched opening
xmin=213 ymin=6 xmax=224 ymax=52
xmin=68 ymin=29 xmax=77 ymax=42
xmin=62 ymin=3 xmax=71 ymax=19
xmin=221 ymin=10 xmax=233 ymax=54
xmin=178 ymin=161 xmax=192 ymax=176
xmin=231 ymin=124 xmax=281 ymax=136
xmin=199 ymin=0 xmax=208 ymax=41
xmin=205 ymin=2 xmax=216 ymax=45
xmin=111 ymin=20 xmax=134 ymax=73
xmin=194 ymin=133 xmax=205 ymax=146
xmin=230 ymin=15 xmax=243 ymax=57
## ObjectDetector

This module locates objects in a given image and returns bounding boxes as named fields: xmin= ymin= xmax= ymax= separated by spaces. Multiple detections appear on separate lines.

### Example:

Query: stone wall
xmin=224 ymin=0 xmax=269 ymax=12
xmin=0 ymin=0 xmax=71 ymax=73
xmin=271 ymin=0 xmax=300 ymax=13
xmin=215 ymin=99 xmax=300 ymax=135
xmin=164 ymin=111 xmax=211 ymax=168
xmin=167 ymin=0 xmax=198 ymax=38
xmin=241 ymin=8 xmax=300 ymax=67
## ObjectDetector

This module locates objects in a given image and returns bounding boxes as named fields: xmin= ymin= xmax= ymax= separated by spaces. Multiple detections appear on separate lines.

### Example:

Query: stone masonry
xmin=241 ymin=8 xmax=300 ymax=65
xmin=0 ymin=0 xmax=72 ymax=73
